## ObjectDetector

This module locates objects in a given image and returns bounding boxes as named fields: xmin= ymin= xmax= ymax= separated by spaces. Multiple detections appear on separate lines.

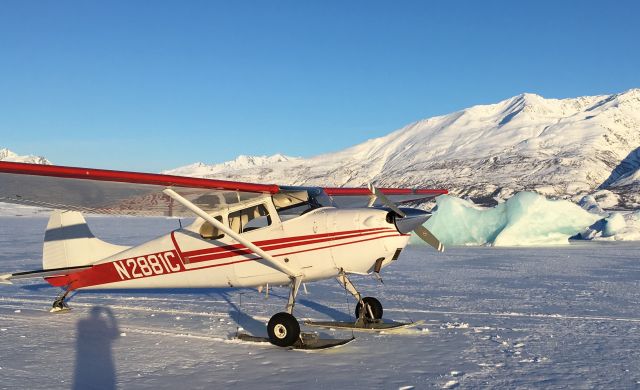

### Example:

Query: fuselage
xmin=46 ymin=205 xmax=411 ymax=292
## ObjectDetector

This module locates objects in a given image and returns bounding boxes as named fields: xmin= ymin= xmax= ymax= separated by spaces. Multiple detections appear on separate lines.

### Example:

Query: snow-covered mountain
xmin=0 ymin=148 xmax=52 ymax=215
xmin=0 ymin=148 xmax=51 ymax=165
xmin=166 ymin=154 xmax=299 ymax=177
xmin=165 ymin=89 xmax=640 ymax=207
xmin=3 ymin=90 xmax=639 ymax=208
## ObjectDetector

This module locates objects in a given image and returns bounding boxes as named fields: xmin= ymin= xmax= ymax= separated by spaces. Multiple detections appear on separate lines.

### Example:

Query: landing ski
xmin=305 ymin=319 xmax=424 ymax=332
xmin=236 ymin=332 xmax=355 ymax=350
xmin=49 ymin=306 xmax=72 ymax=314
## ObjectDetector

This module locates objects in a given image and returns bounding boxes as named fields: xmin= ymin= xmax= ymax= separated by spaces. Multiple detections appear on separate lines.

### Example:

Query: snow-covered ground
xmin=1 ymin=217 xmax=640 ymax=388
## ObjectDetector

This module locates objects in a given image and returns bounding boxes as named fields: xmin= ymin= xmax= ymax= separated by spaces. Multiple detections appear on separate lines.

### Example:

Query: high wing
xmin=0 ymin=161 xmax=447 ymax=216
xmin=0 ymin=162 xmax=277 ymax=217
xmin=322 ymin=187 xmax=447 ymax=208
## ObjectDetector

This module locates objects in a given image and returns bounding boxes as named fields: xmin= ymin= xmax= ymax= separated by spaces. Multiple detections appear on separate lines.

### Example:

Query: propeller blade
xmin=368 ymin=183 xmax=406 ymax=217
xmin=414 ymin=225 xmax=445 ymax=252
xmin=369 ymin=183 xmax=444 ymax=252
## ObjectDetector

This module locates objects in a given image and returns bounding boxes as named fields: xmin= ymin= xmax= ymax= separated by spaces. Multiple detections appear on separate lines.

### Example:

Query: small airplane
xmin=0 ymin=161 xmax=445 ymax=348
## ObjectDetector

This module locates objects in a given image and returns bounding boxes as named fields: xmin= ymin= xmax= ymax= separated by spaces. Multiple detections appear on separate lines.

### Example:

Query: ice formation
xmin=599 ymin=211 xmax=640 ymax=241
xmin=412 ymin=195 xmax=507 ymax=246
xmin=602 ymin=213 xmax=626 ymax=237
xmin=413 ymin=192 xmax=601 ymax=246
xmin=578 ymin=195 xmax=604 ymax=215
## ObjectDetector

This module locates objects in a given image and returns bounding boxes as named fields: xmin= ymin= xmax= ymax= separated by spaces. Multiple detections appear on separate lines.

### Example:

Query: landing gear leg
xmin=285 ymin=277 xmax=302 ymax=315
xmin=50 ymin=290 xmax=71 ymax=313
xmin=336 ymin=270 xmax=383 ymax=325
xmin=267 ymin=277 xmax=302 ymax=347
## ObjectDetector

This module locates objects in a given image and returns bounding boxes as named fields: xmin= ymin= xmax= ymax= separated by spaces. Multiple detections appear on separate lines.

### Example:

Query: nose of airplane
xmin=394 ymin=207 xmax=432 ymax=234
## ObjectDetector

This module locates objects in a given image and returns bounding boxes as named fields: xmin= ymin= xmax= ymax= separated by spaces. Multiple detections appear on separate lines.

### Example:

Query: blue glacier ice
xmin=413 ymin=192 xmax=601 ymax=246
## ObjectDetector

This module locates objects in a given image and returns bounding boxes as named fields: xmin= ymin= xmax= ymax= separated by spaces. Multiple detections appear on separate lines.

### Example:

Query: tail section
xmin=43 ymin=211 xmax=130 ymax=269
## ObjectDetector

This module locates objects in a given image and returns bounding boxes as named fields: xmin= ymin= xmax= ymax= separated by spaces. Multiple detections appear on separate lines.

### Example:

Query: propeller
xmin=368 ymin=184 xmax=444 ymax=252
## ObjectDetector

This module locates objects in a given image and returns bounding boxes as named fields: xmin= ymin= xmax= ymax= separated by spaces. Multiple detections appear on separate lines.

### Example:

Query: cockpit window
xmin=273 ymin=188 xmax=334 ymax=220
xmin=199 ymin=216 xmax=224 ymax=240
xmin=229 ymin=204 xmax=272 ymax=234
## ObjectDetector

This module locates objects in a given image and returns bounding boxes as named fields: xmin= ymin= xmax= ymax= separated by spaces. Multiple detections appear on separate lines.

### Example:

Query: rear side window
xmin=229 ymin=204 xmax=272 ymax=234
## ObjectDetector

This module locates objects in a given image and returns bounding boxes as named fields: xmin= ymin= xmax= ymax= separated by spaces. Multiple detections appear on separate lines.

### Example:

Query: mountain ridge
xmin=165 ymin=89 xmax=640 ymax=207
xmin=0 ymin=148 xmax=51 ymax=165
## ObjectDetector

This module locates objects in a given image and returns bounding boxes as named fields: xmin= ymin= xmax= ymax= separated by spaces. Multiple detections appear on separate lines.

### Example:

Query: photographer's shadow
xmin=73 ymin=306 xmax=120 ymax=390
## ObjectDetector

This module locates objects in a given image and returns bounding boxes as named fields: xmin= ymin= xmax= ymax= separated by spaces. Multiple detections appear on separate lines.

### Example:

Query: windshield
xmin=272 ymin=187 xmax=333 ymax=219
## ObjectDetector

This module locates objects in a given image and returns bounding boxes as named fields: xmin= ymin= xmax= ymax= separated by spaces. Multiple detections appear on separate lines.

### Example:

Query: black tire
xmin=355 ymin=297 xmax=383 ymax=320
xmin=267 ymin=312 xmax=300 ymax=347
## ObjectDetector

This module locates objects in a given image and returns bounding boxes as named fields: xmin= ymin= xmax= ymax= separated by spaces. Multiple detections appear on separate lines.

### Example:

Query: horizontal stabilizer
xmin=2 ymin=265 xmax=92 ymax=283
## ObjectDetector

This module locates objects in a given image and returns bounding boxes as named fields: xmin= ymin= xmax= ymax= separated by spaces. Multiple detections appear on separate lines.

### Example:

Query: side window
xmin=199 ymin=216 xmax=224 ymax=240
xmin=229 ymin=204 xmax=272 ymax=234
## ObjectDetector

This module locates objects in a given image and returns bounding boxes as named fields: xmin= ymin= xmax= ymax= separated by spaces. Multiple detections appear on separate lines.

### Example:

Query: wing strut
xmin=162 ymin=188 xmax=302 ymax=278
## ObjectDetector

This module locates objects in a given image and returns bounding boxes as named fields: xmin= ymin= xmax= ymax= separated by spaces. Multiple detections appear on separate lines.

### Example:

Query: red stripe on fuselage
xmin=274 ymin=233 xmax=410 ymax=258
xmin=181 ymin=227 xmax=392 ymax=258
xmin=170 ymin=231 xmax=187 ymax=263
xmin=184 ymin=228 xmax=397 ymax=264
xmin=166 ymin=233 xmax=408 ymax=274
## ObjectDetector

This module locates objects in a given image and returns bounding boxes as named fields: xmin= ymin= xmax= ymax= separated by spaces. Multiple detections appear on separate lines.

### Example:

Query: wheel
xmin=267 ymin=312 xmax=300 ymax=347
xmin=355 ymin=297 xmax=383 ymax=320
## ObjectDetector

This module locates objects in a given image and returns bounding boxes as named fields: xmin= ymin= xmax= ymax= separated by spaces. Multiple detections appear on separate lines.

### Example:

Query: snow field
xmin=1 ymin=217 xmax=640 ymax=388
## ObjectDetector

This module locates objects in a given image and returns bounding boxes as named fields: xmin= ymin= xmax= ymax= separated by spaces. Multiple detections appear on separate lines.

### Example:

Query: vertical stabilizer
xmin=43 ymin=211 xmax=130 ymax=269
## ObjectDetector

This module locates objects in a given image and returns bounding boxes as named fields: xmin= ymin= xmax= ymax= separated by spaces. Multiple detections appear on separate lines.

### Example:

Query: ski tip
xmin=49 ymin=306 xmax=72 ymax=314
xmin=0 ymin=274 xmax=12 ymax=285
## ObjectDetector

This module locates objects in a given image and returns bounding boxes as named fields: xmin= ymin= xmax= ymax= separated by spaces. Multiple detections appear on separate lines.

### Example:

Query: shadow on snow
xmin=73 ymin=306 xmax=120 ymax=390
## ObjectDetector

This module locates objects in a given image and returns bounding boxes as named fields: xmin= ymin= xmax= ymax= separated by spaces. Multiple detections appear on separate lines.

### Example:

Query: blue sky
xmin=1 ymin=1 xmax=639 ymax=172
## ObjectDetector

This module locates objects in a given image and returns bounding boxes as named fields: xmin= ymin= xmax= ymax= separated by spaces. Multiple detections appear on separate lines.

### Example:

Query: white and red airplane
xmin=0 ymin=161 xmax=445 ymax=348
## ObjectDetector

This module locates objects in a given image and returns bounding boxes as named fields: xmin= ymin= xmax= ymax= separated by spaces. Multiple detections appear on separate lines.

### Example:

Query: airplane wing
xmin=0 ymin=161 xmax=447 ymax=216
xmin=0 ymin=161 xmax=278 ymax=217
xmin=322 ymin=187 xmax=448 ymax=208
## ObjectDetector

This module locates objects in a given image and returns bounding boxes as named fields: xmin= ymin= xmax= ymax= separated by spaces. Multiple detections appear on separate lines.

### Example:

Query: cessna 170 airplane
xmin=0 ymin=161 xmax=446 ymax=348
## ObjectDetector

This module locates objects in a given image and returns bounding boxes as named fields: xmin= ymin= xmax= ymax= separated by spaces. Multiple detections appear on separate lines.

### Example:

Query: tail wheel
xmin=355 ymin=297 xmax=383 ymax=320
xmin=267 ymin=312 xmax=300 ymax=347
